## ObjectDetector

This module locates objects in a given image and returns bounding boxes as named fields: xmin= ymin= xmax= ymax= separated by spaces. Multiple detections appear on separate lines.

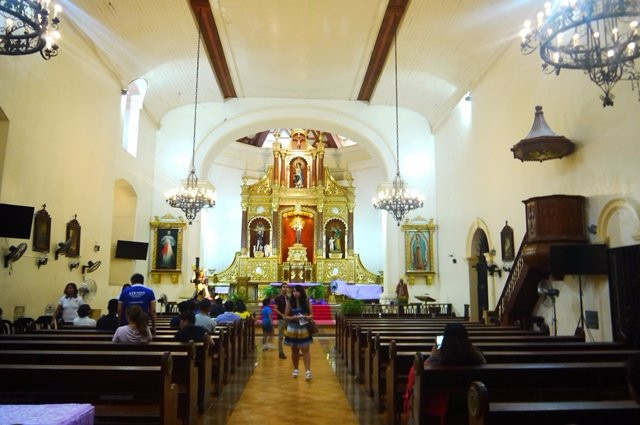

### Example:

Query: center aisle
xmin=224 ymin=337 xmax=361 ymax=425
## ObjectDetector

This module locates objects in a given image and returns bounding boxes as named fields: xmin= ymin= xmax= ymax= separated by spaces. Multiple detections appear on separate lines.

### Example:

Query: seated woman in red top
xmin=403 ymin=322 xmax=486 ymax=424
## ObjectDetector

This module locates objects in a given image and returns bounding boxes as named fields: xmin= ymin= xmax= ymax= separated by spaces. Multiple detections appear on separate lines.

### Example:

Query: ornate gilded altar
xmin=213 ymin=129 xmax=380 ymax=289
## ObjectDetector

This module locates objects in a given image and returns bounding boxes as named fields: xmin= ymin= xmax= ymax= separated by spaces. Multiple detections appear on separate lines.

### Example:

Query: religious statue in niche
xmin=325 ymin=220 xmax=345 ymax=258
xmin=291 ymin=217 xmax=304 ymax=245
xmin=290 ymin=158 xmax=306 ymax=188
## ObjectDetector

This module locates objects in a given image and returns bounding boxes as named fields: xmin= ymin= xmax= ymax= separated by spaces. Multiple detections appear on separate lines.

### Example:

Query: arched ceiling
xmin=65 ymin=0 xmax=533 ymax=129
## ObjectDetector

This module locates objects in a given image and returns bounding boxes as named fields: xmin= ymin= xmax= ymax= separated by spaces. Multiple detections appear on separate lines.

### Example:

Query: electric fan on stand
xmin=537 ymin=279 xmax=560 ymax=336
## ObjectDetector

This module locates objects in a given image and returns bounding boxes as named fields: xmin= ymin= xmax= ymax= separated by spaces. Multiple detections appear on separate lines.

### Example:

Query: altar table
xmin=0 ymin=404 xmax=94 ymax=425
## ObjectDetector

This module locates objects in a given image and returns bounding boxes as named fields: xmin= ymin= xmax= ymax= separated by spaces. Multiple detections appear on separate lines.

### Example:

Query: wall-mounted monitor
xmin=115 ymin=240 xmax=149 ymax=260
xmin=550 ymin=244 xmax=609 ymax=275
xmin=0 ymin=203 xmax=34 ymax=239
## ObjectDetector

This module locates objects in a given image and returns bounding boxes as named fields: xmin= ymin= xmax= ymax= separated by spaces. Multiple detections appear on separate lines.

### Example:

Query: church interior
xmin=1 ymin=0 xmax=640 ymax=424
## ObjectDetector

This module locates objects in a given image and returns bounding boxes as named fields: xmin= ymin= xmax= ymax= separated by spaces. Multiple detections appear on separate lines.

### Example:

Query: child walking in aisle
xmin=261 ymin=298 xmax=274 ymax=351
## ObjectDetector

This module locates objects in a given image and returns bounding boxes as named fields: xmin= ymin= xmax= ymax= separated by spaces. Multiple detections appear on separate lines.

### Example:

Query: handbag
xmin=306 ymin=318 xmax=319 ymax=335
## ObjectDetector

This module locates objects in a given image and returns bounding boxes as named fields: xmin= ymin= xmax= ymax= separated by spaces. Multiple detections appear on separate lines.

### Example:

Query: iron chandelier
xmin=373 ymin=32 xmax=423 ymax=226
xmin=165 ymin=8 xmax=215 ymax=225
xmin=0 ymin=0 xmax=61 ymax=59
xmin=520 ymin=0 xmax=640 ymax=107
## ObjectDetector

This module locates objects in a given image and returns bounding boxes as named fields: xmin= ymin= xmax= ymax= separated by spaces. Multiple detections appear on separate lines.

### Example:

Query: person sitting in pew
xmin=215 ymin=301 xmax=241 ymax=324
xmin=628 ymin=353 xmax=640 ymax=404
xmin=73 ymin=304 xmax=96 ymax=327
xmin=175 ymin=311 xmax=207 ymax=342
xmin=234 ymin=299 xmax=251 ymax=320
xmin=403 ymin=322 xmax=486 ymax=424
xmin=112 ymin=305 xmax=152 ymax=344
xmin=195 ymin=299 xmax=217 ymax=332
xmin=170 ymin=300 xmax=196 ymax=328
xmin=96 ymin=299 xmax=119 ymax=331
xmin=210 ymin=297 xmax=225 ymax=318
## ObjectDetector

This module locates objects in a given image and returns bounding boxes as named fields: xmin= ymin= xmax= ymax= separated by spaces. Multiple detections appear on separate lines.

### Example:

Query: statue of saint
xmin=292 ymin=217 xmax=304 ymax=244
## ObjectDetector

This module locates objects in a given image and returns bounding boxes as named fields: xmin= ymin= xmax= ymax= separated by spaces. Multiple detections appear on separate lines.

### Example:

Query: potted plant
xmin=340 ymin=298 xmax=364 ymax=315
xmin=307 ymin=285 xmax=327 ymax=304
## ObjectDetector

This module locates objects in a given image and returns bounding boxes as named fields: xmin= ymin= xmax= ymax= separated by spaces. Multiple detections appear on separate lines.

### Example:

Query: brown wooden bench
xmin=410 ymin=354 xmax=629 ymax=425
xmin=467 ymin=381 xmax=640 ymax=425
xmin=0 ymin=337 xmax=217 ymax=410
xmin=0 ymin=348 xmax=197 ymax=425
xmin=383 ymin=342 xmax=638 ymax=422
xmin=0 ymin=353 xmax=178 ymax=425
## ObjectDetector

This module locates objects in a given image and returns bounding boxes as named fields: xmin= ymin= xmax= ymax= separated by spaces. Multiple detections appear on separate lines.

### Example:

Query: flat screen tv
xmin=115 ymin=240 xmax=149 ymax=260
xmin=550 ymin=244 xmax=609 ymax=275
xmin=0 ymin=203 xmax=34 ymax=239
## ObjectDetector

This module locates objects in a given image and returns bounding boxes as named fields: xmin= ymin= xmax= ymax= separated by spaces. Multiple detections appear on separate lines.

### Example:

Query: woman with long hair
xmin=403 ymin=323 xmax=485 ymax=423
xmin=112 ymin=305 xmax=152 ymax=343
xmin=51 ymin=283 xmax=83 ymax=328
xmin=284 ymin=285 xmax=314 ymax=380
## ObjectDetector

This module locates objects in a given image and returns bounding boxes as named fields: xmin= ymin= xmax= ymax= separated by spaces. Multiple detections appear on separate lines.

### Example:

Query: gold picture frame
xmin=402 ymin=217 xmax=436 ymax=281
xmin=150 ymin=214 xmax=186 ymax=283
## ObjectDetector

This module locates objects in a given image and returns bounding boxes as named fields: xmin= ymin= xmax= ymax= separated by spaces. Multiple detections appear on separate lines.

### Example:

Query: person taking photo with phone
xmin=402 ymin=323 xmax=485 ymax=424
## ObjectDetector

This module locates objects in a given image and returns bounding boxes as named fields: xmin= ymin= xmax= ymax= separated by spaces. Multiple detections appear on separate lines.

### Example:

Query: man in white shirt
xmin=195 ymin=299 xmax=217 ymax=332
xmin=73 ymin=304 xmax=96 ymax=327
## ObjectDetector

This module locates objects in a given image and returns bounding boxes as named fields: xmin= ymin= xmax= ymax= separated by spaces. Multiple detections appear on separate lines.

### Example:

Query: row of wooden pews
xmin=0 ymin=313 xmax=255 ymax=425
xmin=336 ymin=313 xmax=640 ymax=425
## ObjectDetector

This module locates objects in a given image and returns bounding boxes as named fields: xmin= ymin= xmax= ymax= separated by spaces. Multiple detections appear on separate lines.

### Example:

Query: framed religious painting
xmin=402 ymin=217 xmax=436 ymax=281
xmin=150 ymin=214 xmax=187 ymax=283
xmin=33 ymin=204 xmax=51 ymax=253
xmin=65 ymin=215 xmax=81 ymax=258
xmin=500 ymin=221 xmax=515 ymax=262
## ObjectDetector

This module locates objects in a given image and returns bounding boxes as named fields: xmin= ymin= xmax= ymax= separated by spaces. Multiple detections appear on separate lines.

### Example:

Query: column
xmin=316 ymin=210 xmax=324 ymax=254
xmin=280 ymin=154 xmax=286 ymax=186
xmin=241 ymin=208 xmax=248 ymax=256
xmin=311 ymin=152 xmax=317 ymax=187
xmin=272 ymin=208 xmax=279 ymax=259
xmin=347 ymin=209 xmax=354 ymax=253
xmin=380 ymin=213 xmax=400 ymax=304
xmin=317 ymin=153 xmax=324 ymax=186
xmin=273 ymin=149 xmax=280 ymax=186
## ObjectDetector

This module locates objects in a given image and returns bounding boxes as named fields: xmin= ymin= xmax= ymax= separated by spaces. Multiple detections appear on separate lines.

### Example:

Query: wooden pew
xmin=410 ymin=353 xmax=630 ymax=425
xmin=0 ymin=348 xmax=197 ymax=425
xmin=467 ymin=381 xmax=640 ymax=425
xmin=0 ymin=353 xmax=178 ymax=425
xmin=383 ymin=342 xmax=638 ymax=421
xmin=0 ymin=337 xmax=216 ymax=411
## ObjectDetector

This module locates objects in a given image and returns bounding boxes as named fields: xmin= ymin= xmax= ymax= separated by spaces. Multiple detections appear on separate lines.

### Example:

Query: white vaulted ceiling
xmin=64 ymin=0 xmax=533 ymax=129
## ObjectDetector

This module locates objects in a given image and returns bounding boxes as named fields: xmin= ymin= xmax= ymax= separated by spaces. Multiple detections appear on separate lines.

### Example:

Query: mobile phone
xmin=436 ymin=335 xmax=443 ymax=349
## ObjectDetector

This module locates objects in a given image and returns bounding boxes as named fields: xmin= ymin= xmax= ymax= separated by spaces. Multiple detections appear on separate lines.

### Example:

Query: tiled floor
xmin=199 ymin=336 xmax=385 ymax=425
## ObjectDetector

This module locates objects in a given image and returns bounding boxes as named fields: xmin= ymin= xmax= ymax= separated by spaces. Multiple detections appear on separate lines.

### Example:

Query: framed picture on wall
xmin=501 ymin=221 xmax=515 ymax=262
xmin=33 ymin=204 xmax=51 ymax=253
xmin=402 ymin=217 xmax=436 ymax=281
xmin=150 ymin=214 xmax=186 ymax=284
xmin=65 ymin=215 xmax=81 ymax=258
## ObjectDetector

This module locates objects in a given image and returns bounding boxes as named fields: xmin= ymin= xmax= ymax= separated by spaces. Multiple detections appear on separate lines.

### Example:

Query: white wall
xmin=0 ymin=24 xmax=157 ymax=319
xmin=434 ymin=40 xmax=640 ymax=337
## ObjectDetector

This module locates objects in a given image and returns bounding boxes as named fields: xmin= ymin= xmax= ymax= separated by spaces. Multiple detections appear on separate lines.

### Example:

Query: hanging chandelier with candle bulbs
xmin=165 ymin=8 xmax=215 ymax=225
xmin=520 ymin=0 xmax=640 ymax=107
xmin=0 ymin=0 xmax=62 ymax=59
xmin=373 ymin=32 xmax=423 ymax=225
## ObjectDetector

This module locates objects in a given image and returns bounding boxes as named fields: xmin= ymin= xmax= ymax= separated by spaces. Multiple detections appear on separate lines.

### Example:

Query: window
xmin=121 ymin=79 xmax=147 ymax=157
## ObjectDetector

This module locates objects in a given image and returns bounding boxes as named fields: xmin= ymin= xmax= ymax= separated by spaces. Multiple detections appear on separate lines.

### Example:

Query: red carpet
xmin=257 ymin=303 xmax=335 ymax=325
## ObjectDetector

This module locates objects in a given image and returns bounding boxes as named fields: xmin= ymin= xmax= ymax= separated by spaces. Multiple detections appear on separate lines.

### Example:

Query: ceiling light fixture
xmin=520 ymin=0 xmax=640 ymax=107
xmin=0 ymin=0 xmax=61 ymax=59
xmin=372 ymin=31 xmax=423 ymax=225
xmin=165 ymin=7 xmax=215 ymax=224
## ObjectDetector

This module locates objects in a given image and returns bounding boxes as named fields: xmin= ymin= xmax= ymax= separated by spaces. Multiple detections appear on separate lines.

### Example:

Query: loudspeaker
xmin=550 ymin=244 xmax=608 ymax=275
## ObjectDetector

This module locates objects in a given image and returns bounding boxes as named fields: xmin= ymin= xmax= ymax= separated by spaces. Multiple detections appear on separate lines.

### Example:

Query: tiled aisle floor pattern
xmin=199 ymin=337 xmax=385 ymax=425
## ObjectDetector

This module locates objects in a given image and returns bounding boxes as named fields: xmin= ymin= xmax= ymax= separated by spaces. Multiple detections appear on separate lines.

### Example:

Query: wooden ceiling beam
xmin=357 ymin=0 xmax=410 ymax=102
xmin=189 ymin=0 xmax=237 ymax=99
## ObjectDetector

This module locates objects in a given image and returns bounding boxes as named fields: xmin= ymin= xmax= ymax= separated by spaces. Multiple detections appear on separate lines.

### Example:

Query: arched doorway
xmin=469 ymin=228 xmax=490 ymax=321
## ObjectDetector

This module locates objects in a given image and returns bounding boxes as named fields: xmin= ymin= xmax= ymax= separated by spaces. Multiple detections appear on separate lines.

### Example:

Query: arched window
xmin=121 ymin=78 xmax=147 ymax=157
